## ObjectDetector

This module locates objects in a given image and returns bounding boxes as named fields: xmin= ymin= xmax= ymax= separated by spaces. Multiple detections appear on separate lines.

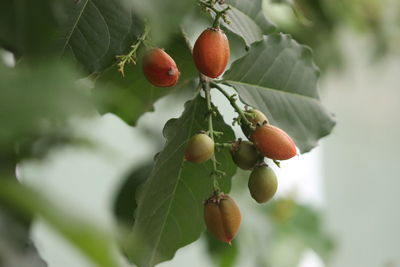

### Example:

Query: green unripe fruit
xmin=230 ymin=140 xmax=260 ymax=170
xmin=248 ymin=165 xmax=278 ymax=203
xmin=185 ymin=133 xmax=214 ymax=163
xmin=241 ymin=109 xmax=268 ymax=139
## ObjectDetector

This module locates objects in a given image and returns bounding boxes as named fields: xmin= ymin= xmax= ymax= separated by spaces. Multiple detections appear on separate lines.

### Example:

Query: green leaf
xmin=216 ymin=0 xmax=276 ymax=46
xmin=223 ymin=34 xmax=335 ymax=153
xmin=58 ymin=0 xmax=143 ymax=73
xmin=0 ymin=179 xmax=123 ymax=267
xmin=266 ymin=199 xmax=334 ymax=264
xmin=0 ymin=61 xmax=93 ymax=156
xmin=0 ymin=57 xmax=97 ymax=267
xmin=205 ymin=233 xmax=238 ymax=267
xmin=283 ymin=204 xmax=334 ymax=261
xmin=131 ymin=0 xmax=197 ymax=44
xmin=0 ymin=0 xmax=60 ymax=57
xmin=124 ymin=95 xmax=237 ymax=267
xmin=94 ymin=34 xmax=198 ymax=125
xmin=0 ymin=0 xmax=143 ymax=73
xmin=114 ymin=163 xmax=153 ymax=227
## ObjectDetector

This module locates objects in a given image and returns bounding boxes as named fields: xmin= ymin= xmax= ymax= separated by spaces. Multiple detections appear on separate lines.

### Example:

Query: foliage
xmin=0 ymin=179 xmax=122 ymax=267
xmin=264 ymin=0 xmax=400 ymax=70
xmin=125 ymin=95 xmax=236 ymax=267
xmin=0 ymin=0 xmax=339 ymax=266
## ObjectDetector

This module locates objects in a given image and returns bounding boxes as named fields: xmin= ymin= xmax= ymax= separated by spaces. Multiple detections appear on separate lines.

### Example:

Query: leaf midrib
xmin=148 ymin=99 xmax=200 ymax=267
xmin=61 ymin=0 xmax=90 ymax=55
xmin=223 ymin=80 xmax=320 ymax=103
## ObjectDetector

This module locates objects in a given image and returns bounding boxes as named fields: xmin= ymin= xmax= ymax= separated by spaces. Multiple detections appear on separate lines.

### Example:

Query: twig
xmin=210 ymin=82 xmax=255 ymax=130
xmin=116 ymin=23 xmax=150 ymax=77
xmin=201 ymin=78 xmax=225 ymax=191
xmin=198 ymin=0 xmax=231 ymax=28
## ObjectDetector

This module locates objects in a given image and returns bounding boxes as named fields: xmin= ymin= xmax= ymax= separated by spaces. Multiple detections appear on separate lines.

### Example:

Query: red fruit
xmin=193 ymin=28 xmax=230 ymax=78
xmin=204 ymin=194 xmax=241 ymax=243
xmin=142 ymin=48 xmax=180 ymax=87
xmin=251 ymin=124 xmax=297 ymax=160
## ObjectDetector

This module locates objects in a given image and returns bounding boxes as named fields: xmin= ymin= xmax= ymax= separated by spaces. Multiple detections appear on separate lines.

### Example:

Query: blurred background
xmin=2 ymin=0 xmax=400 ymax=266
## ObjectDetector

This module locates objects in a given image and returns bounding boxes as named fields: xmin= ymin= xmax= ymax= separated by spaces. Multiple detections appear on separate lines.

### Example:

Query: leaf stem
xmin=116 ymin=23 xmax=150 ymax=77
xmin=210 ymin=82 xmax=255 ymax=130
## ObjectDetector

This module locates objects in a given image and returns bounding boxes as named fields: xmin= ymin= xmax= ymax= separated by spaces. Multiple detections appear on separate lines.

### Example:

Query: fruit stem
xmin=198 ymin=0 xmax=231 ymax=28
xmin=211 ymin=82 xmax=256 ymax=131
xmin=215 ymin=142 xmax=233 ymax=149
xmin=212 ymin=6 xmax=230 ymax=28
xmin=116 ymin=23 xmax=150 ymax=77
xmin=273 ymin=160 xmax=281 ymax=168
xmin=201 ymin=77 xmax=224 ymax=191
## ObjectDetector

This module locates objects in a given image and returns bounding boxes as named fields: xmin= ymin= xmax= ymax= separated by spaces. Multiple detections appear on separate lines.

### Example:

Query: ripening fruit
xmin=193 ymin=28 xmax=230 ymax=78
xmin=185 ymin=133 xmax=214 ymax=163
xmin=248 ymin=165 xmax=278 ymax=203
xmin=204 ymin=194 xmax=241 ymax=243
xmin=230 ymin=140 xmax=260 ymax=170
xmin=251 ymin=124 xmax=297 ymax=160
xmin=142 ymin=48 xmax=180 ymax=87
xmin=241 ymin=109 xmax=268 ymax=139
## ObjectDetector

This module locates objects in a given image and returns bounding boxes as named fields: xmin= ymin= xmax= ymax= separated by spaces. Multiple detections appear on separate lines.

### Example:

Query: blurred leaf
xmin=131 ymin=0 xmax=197 ymax=44
xmin=0 ymin=61 xmax=94 ymax=157
xmin=94 ymin=33 xmax=198 ymax=125
xmin=223 ymin=34 xmax=335 ymax=153
xmin=0 ymin=0 xmax=143 ymax=73
xmin=263 ymin=235 xmax=307 ymax=267
xmin=0 ymin=209 xmax=47 ymax=267
xmin=0 ymin=179 xmax=123 ymax=267
xmin=57 ymin=0 xmax=143 ymax=73
xmin=282 ymin=204 xmax=334 ymax=261
xmin=124 ymin=95 xmax=237 ymax=267
xmin=205 ymin=233 xmax=238 ymax=267
xmin=216 ymin=0 xmax=276 ymax=46
xmin=0 ymin=0 xmax=60 ymax=57
xmin=266 ymin=198 xmax=334 ymax=264
xmin=114 ymin=163 xmax=153 ymax=227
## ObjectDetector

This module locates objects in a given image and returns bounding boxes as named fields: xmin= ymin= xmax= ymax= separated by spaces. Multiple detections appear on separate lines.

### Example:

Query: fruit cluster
xmin=185 ymin=108 xmax=296 ymax=243
xmin=140 ymin=26 xmax=229 ymax=88
xmin=118 ymin=0 xmax=297 ymax=245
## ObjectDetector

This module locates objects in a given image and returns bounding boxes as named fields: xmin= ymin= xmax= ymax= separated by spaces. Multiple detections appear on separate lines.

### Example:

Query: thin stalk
xmin=198 ymin=0 xmax=230 ymax=28
xmin=116 ymin=23 xmax=150 ymax=76
xmin=215 ymin=142 xmax=233 ymax=149
xmin=210 ymin=82 xmax=255 ymax=130
xmin=203 ymin=81 xmax=221 ymax=191
xmin=212 ymin=6 xmax=230 ymax=28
